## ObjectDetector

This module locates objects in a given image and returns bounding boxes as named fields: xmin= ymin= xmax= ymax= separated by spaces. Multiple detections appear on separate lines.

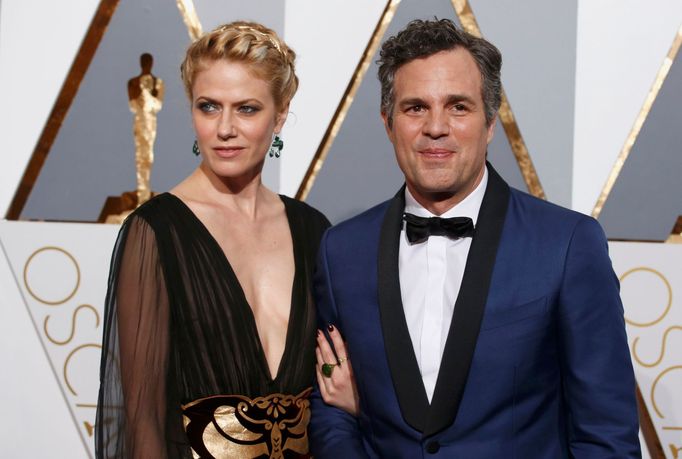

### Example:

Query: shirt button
xmin=426 ymin=440 xmax=440 ymax=454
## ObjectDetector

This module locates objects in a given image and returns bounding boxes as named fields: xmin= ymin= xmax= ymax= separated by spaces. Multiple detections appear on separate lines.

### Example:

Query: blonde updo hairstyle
xmin=181 ymin=21 xmax=298 ymax=111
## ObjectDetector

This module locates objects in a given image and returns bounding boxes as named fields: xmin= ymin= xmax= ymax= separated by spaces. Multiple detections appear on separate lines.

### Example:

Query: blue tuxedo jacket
xmin=309 ymin=166 xmax=640 ymax=458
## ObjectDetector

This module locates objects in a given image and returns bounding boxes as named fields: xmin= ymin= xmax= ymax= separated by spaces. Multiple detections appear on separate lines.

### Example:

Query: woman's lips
xmin=213 ymin=146 xmax=244 ymax=158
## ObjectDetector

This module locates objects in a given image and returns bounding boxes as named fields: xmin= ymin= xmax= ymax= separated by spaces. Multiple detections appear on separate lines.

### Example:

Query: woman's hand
xmin=316 ymin=325 xmax=359 ymax=416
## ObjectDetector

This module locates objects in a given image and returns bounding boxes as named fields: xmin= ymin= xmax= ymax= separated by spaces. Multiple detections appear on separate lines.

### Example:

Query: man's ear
xmin=381 ymin=111 xmax=394 ymax=142
xmin=486 ymin=114 xmax=496 ymax=145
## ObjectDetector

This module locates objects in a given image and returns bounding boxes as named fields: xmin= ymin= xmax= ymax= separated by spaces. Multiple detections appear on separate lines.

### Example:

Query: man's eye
xmin=452 ymin=103 xmax=468 ymax=112
xmin=408 ymin=105 xmax=425 ymax=113
xmin=198 ymin=102 xmax=219 ymax=113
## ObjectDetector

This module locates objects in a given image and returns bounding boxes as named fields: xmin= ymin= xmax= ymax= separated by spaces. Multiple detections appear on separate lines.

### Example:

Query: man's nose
xmin=422 ymin=108 xmax=449 ymax=138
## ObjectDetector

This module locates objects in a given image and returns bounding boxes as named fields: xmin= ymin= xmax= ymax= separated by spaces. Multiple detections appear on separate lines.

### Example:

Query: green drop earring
xmin=192 ymin=140 xmax=200 ymax=156
xmin=269 ymin=135 xmax=284 ymax=158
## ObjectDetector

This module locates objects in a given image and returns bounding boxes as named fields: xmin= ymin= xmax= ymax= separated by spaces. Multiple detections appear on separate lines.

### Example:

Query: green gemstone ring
xmin=321 ymin=362 xmax=336 ymax=378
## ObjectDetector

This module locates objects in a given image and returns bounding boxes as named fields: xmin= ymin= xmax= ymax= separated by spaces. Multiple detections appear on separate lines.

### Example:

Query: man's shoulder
xmin=509 ymin=187 xmax=590 ymax=223
xmin=507 ymin=187 xmax=605 ymax=241
xmin=335 ymin=199 xmax=392 ymax=228
xmin=325 ymin=198 xmax=393 ymax=242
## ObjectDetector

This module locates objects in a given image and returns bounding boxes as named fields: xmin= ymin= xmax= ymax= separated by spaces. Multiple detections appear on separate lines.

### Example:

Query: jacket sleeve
xmin=558 ymin=217 xmax=641 ymax=458
xmin=309 ymin=230 xmax=371 ymax=459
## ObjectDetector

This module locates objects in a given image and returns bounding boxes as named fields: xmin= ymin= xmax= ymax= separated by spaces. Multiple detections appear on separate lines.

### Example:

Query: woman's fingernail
xmin=327 ymin=324 xmax=335 ymax=332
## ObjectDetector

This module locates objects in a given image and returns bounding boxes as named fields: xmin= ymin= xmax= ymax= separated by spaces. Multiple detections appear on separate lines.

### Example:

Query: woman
xmin=96 ymin=21 xmax=354 ymax=458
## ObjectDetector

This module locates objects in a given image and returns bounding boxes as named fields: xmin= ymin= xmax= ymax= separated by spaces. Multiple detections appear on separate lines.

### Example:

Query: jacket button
xmin=426 ymin=440 xmax=440 ymax=454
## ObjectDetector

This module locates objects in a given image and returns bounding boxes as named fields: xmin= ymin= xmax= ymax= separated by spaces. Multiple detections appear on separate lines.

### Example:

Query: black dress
xmin=95 ymin=193 xmax=330 ymax=458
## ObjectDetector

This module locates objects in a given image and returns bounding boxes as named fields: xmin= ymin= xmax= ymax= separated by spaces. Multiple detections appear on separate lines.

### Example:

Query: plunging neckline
xmin=163 ymin=192 xmax=299 ymax=384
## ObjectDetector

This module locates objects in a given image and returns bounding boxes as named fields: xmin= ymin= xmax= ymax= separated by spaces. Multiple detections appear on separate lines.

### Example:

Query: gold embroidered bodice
xmin=182 ymin=388 xmax=312 ymax=459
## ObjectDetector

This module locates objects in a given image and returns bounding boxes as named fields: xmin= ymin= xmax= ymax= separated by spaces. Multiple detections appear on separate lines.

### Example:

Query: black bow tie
xmin=403 ymin=212 xmax=475 ymax=244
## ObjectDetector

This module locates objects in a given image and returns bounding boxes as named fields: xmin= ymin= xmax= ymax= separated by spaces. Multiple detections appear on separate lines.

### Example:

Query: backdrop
xmin=1 ymin=0 xmax=681 ymax=457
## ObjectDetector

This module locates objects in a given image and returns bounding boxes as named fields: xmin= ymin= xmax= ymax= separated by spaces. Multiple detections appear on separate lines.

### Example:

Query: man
xmin=309 ymin=18 xmax=640 ymax=458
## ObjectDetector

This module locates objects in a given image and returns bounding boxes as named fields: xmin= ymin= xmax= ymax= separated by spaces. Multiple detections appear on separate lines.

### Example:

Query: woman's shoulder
xmin=115 ymin=193 xmax=193 ymax=262
xmin=122 ymin=192 xmax=182 ymax=230
xmin=280 ymin=195 xmax=330 ymax=229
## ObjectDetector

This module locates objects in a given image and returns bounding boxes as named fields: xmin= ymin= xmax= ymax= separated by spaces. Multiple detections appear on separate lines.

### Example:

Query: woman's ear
xmin=274 ymin=102 xmax=290 ymax=133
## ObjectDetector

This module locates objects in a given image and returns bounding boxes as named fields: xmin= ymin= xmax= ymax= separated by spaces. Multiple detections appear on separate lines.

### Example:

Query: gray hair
xmin=377 ymin=18 xmax=502 ymax=127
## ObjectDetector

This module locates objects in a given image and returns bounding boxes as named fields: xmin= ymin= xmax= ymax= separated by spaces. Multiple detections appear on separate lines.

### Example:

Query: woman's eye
xmin=198 ymin=101 xmax=219 ymax=113
xmin=238 ymin=105 xmax=260 ymax=114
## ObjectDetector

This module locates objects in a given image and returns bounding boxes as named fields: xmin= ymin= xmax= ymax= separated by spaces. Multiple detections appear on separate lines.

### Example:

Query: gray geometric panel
xmin=598 ymin=48 xmax=682 ymax=241
xmin=487 ymin=123 xmax=526 ymax=194
xmin=470 ymin=0 xmax=577 ymax=208
xmin=20 ymin=0 xmax=283 ymax=221
xmin=306 ymin=0 xmax=528 ymax=224
xmin=194 ymin=0 xmax=284 ymax=31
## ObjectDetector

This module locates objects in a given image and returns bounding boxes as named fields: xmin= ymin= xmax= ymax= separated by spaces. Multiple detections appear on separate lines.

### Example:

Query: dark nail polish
xmin=327 ymin=324 xmax=335 ymax=332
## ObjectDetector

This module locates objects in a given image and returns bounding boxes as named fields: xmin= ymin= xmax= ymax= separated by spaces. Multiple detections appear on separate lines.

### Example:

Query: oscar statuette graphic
xmin=99 ymin=53 xmax=164 ymax=223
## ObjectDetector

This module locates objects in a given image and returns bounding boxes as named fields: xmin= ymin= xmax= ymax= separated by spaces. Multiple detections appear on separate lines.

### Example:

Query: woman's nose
xmin=217 ymin=113 xmax=236 ymax=140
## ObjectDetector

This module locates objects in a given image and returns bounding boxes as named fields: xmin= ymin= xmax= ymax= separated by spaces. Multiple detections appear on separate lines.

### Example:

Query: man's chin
xmin=411 ymin=185 xmax=458 ymax=200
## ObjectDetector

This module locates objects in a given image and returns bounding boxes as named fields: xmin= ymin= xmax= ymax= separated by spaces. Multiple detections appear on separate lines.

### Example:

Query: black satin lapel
xmin=377 ymin=186 xmax=430 ymax=433
xmin=425 ymin=164 xmax=511 ymax=437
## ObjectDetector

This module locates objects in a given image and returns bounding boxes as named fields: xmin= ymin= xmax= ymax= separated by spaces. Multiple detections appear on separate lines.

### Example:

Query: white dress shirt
xmin=399 ymin=167 xmax=488 ymax=402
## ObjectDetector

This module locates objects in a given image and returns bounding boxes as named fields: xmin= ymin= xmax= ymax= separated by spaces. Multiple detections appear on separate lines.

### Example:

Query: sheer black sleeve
xmin=96 ymin=215 xmax=171 ymax=458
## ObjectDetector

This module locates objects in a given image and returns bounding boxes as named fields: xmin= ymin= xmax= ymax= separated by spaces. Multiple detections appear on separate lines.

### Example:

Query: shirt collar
xmin=403 ymin=165 xmax=488 ymax=226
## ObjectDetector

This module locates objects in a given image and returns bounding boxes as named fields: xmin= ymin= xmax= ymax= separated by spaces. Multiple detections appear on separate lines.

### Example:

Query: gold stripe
xmin=5 ymin=0 xmax=120 ymax=220
xmin=175 ymin=0 xmax=203 ymax=41
xmin=451 ymin=0 xmax=479 ymax=35
xmin=592 ymin=26 xmax=682 ymax=218
xmin=497 ymin=91 xmax=546 ymax=199
xmin=296 ymin=0 xmax=401 ymax=200
xmin=452 ymin=0 xmax=545 ymax=199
